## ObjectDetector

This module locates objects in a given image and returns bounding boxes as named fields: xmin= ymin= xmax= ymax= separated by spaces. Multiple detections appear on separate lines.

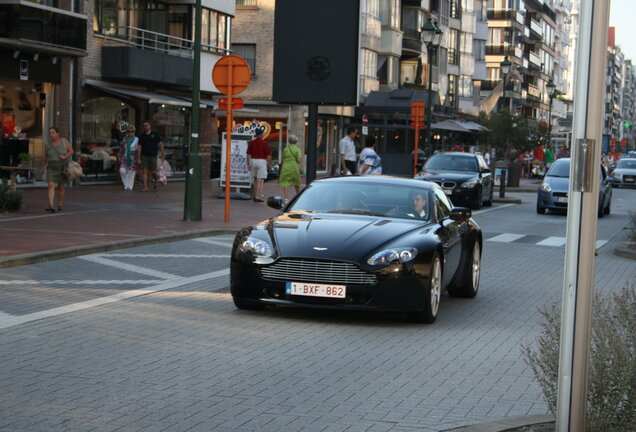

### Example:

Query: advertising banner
xmin=220 ymin=132 xmax=252 ymax=188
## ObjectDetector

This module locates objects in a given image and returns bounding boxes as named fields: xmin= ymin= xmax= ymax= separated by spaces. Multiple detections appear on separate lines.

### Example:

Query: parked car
xmin=416 ymin=152 xmax=493 ymax=209
xmin=536 ymin=158 xmax=613 ymax=217
xmin=611 ymin=157 xmax=636 ymax=188
xmin=230 ymin=176 xmax=483 ymax=324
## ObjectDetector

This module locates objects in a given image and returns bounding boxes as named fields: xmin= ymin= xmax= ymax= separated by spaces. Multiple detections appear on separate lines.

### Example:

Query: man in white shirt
xmin=339 ymin=127 xmax=358 ymax=175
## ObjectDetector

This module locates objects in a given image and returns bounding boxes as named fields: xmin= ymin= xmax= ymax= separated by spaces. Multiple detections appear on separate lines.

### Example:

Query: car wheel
xmin=471 ymin=188 xmax=482 ymax=210
xmin=448 ymin=241 xmax=480 ymax=298
xmin=232 ymin=296 xmax=266 ymax=311
xmin=407 ymin=255 xmax=442 ymax=324
xmin=604 ymin=198 xmax=611 ymax=215
xmin=536 ymin=203 xmax=546 ymax=214
xmin=484 ymin=186 xmax=493 ymax=207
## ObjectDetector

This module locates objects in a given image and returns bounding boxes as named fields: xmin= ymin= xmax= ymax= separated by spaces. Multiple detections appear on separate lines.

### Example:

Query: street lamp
xmin=421 ymin=18 xmax=443 ymax=158
xmin=546 ymin=78 xmax=557 ymax=149
xmin=500 ymin=56 xmax=512 ymax=112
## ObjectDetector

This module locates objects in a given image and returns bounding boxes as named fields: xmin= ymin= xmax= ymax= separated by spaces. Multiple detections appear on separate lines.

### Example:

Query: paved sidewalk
xmin=1 ymin=176 xmax=538 ymax=268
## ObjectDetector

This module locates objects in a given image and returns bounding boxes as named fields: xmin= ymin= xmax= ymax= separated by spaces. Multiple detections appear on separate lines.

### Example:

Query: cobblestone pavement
xmin=0 ymin=195 xmax=634 ymax=432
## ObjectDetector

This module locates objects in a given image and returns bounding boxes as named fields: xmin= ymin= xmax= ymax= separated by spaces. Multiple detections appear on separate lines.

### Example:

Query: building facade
xmin=0 ymin=0 xmax=88 ymax=172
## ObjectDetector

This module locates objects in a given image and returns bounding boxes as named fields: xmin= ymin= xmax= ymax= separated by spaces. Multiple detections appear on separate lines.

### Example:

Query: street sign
xmin=212 ymin=55 xmax=251 ymax=96
xmin=362 ymin=126 xmax=368 ymax=135
xmin=218 ymin=97 xmax=244 ymax=110
xmin=362 ymin=114 xmax=369 ymax=125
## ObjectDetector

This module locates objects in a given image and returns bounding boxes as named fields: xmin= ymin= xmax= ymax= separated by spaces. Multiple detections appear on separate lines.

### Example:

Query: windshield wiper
xmin=327 ymin=210 xmax=385 ymax=217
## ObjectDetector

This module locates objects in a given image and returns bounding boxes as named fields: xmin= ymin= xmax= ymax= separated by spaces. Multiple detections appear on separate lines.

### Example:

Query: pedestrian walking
xmin=138 ymin=120 xmax=164 ymax=192
xmin=339 ymin=127 xmax=358 ymax=175
xmin=555 ymin=144 xmax=570 ymax=160
xmin=278 ymin=134 xmax=302 ymax=204
xmin=119 ymin=125 xmax=139 ymax=190
xmin=359 ymin=136 xmax=382 ymax=175
xmin=544 ymin=144 xmax=555 ymax=169
xmin=40 ymin=126 xmax=73 ymax=213
xmin=246 ymin=128 xmax=271 ymax=202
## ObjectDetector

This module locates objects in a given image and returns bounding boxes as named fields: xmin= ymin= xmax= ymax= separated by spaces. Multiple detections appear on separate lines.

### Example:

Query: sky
xmin=609 ymin=0 xmax=636 ymax=62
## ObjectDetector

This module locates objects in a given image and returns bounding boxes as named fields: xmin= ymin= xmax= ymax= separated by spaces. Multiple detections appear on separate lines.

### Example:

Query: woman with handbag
xmin=278 ymin=134 xmax=302 ymax=204
xmin=119 ymin=126 xmax=139 ymax=190
xmin=40 ymin=126 xmax=73 ymax=213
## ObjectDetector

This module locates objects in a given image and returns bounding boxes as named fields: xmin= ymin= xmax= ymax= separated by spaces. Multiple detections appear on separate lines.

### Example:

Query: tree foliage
xmin=477 ymin=110 xmax=538 ymax=161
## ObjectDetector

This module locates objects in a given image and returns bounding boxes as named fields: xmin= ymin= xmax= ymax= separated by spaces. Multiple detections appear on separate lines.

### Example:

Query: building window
xmin=232 ymin=44 xmax=256 ymax=75
xmin=473 ymin=40 xmax=485 ymax=61
xmin=460 ymin=32 xmax=473 ymax=56
xmin=362 ymin=0 xmax=381 ymax=38
xmin=80 ymin=96 xmax=136 ymax=153
xmin=458 ymin=75 xmax=473 ymax=98
xmin=361 ymin=48 xmax=378 ymax=95
xmin=448 ymin=29 xmax=459 ymax=65
xmin=236 ymin=0 xmax=257 ymax=5
xmin=450 ymin=0 xmax=461 ymax=19
xmin=380 ymin=0 xmax=400 ymax=29
xmin=447 ymin=74 xmax=458 ymax=107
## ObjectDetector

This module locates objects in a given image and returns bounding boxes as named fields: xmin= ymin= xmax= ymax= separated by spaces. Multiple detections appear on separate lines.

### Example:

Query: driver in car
xmin=387 ymin=191 xmax=428 ymax=219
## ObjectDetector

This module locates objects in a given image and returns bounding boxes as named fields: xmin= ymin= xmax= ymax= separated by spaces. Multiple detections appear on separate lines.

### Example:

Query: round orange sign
xmin=212 ymin=55 xmax=251 ymax=96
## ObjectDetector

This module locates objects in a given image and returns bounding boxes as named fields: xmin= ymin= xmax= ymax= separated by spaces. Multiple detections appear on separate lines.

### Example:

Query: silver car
xmin=611 ymin=158 xmax=636 ymax=188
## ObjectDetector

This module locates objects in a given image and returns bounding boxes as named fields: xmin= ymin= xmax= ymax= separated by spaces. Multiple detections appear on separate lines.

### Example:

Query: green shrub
xmin=0 ymin=178 xmax=23 ymax=212
xmin=522 ymin=281 xmax=636 ymax=431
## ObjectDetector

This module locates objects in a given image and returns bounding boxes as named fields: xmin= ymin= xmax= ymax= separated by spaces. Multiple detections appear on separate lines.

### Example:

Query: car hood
xmin=421 ymin=170 xmax=477 ymax=183
xmin=544 ymin=175 xmax=570 ymax=192
xmin=269 ymin=212 xmax=425 ymax=261
xmin=614 ymin=168 xmax=636 ymax=176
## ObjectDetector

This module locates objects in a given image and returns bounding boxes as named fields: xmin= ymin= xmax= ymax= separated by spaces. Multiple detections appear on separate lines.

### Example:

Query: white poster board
xmin=220 ymin=132 xmax=252 ymax=188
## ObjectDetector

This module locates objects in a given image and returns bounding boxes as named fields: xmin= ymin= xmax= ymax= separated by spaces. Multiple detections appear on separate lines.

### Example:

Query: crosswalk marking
xmin=0 ymin=280 xmax=160 ymax=286
xmin=536 ymin=237 xmax=568 ymax=247
xmin=486 ymin=233 xmax=609 ymax=249
xmin=487 ymin=233 xmax=526 ymax=243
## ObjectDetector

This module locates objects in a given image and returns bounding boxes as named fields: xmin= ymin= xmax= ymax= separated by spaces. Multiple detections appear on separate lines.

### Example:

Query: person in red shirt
xmin=246 ymin=128 xmax=272 ymax=202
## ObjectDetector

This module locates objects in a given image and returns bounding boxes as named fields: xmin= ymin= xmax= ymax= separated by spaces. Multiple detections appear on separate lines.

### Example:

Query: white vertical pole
xmin=556 ymin=0 xmax=610 ymax=431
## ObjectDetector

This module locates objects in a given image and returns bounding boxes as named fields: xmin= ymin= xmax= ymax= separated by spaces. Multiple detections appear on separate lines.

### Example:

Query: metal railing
xmin=97 ymin=26 xmax=230 ymax=58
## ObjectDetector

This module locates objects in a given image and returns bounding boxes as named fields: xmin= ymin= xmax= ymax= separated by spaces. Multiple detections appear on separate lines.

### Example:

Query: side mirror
xmin=267 ymin=196 xmax=285 ymax=210
xmin=450 ymin=207 xmax=472 ymax=221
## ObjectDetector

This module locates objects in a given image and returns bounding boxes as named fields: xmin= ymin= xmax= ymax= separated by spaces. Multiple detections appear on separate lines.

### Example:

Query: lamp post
xmin=546 ymin=78 xmax=557 ymax=149
xmin=421 ymin=18 xmax=443 ymax=158
xmin=500 ymin=55 xmax=512 ymax=112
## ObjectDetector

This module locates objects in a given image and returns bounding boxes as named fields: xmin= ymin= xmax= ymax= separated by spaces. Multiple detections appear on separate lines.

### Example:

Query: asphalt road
xmin=0 ymin=189 xmax=634 ymax=432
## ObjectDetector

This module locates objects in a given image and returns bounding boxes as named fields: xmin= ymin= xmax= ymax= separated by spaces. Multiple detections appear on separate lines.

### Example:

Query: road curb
xmin=614 ymin=244 xmax=636 ymax=260
xmin=0 ymin=228 xmax=238 ymax=269
xmin=442 ymin=414 xmax=555 ymax=431
xmin=492 ymin=197 xmax=523 ymax=204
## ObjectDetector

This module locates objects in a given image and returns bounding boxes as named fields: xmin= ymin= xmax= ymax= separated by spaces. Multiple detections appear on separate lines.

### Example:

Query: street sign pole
xmin=212 ymin=55 xmax=251 ymax=223
xmin=556 ymin=0 xmax=610 ymax=430
xmin=306 ymin=103 xmax=318 ymax=185
xmin=184 ymin=0 xmax=202 ymax=221
xmin=411 ymin=101 xmax=424 ymax=176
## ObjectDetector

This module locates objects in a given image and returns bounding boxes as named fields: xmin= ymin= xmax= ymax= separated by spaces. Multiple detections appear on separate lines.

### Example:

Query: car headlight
xmin=461 ymin=180 xmax=478 ymax=188
xmin=613 ymin=173 xmax=622 ymax=180
xmin=540 ymin=183 xmax=552 ymax=192
xmin=239 ymin=237 xmax=274 ymax=257
xmin=367 ymin=247 xmax=418 ymax=266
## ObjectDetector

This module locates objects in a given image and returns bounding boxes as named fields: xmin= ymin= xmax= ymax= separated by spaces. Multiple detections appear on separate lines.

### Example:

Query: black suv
xmin=417 ymin=152 xmax=494 ymax=209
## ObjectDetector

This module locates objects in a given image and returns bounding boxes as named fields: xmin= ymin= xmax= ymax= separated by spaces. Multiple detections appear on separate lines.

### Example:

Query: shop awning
xmin=83 ymin=79 xmax=212 ymax=108
xmin=431 ymin=120 xmax=472 ymax=132
xmin=458 ymin=121 xmax=489 ymax=132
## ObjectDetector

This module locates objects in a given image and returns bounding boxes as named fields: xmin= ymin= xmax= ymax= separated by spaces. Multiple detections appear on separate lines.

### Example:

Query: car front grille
xmin=432 ymin=180 xmax=457 ymax=189
xmin=260 ymin=259 xmax=378 ymax=285
xmin=623 ymin=175 xmax=634 ymax=184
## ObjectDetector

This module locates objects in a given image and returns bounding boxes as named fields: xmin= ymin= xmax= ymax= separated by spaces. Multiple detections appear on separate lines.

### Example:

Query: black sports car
xmin=417 ymin=152 xmax=494 ymax=209
xmin=230 ymin=176 xmax=483 ymax=323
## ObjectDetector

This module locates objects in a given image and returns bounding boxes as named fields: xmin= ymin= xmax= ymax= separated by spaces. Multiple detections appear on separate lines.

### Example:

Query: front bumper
xmin=230 ymin=260 xmax=429 ymax=312
xmin=537 ymin=189 xmax=568 ymax=210
xmin=444 ymin=188 xmax=478 ymax=206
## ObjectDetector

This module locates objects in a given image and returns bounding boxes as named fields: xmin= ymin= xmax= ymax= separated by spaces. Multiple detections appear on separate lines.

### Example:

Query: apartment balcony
xmin=402 ymin=26 xmax=422 ymax=56
xmin=528 ymin=51 xmax=542 ymax=68
xmin=99 ymin=26 xmax=226 ymax=91
xmin=526 ymin=83 xmax=541 ymax=100
xmin=0 ymin=2 xmax=87 ymax=55
xmin=529 ymin=19 xmax=543 ymax=38
xmin=486 ymin=44 xmax=517 ymax=57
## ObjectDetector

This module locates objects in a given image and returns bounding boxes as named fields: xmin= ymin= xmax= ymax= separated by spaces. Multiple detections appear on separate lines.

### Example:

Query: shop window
xmin=80 ymin=97 xmax=135 ymax=177
xmin=154 ymin=106 xmax=188 ymax=174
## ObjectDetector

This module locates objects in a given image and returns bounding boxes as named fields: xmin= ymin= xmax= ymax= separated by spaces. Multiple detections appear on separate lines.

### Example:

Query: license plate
xmin=286 ymin=282 xmax=346 ymax=298
xmin=443 ymin=189 xmax=453 ymax=195
xmin=557 ymin=196 xmax=568 ymax=203
xmin=625 ymin=177 xmax=634 ymax=182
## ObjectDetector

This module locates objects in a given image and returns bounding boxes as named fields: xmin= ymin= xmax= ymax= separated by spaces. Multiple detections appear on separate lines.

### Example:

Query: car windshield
xmin=289 ymin=181 xmax=433 ymax=221
xmin=617 ymin=159 xmax=636 ymax=169
xmin=547 ymin=159 xmax=570 ymax=178
xmin=425 ymin=154 xmax=478 ymax=172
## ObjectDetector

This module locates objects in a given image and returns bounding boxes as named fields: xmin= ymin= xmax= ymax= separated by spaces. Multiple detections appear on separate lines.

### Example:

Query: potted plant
xmin=18 ymin=152 xmax=33 ymax=168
